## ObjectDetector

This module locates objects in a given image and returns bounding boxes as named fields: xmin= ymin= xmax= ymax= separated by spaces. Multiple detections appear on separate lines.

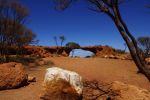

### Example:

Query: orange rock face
xmin=83 ymin=80 xmax=150 ymax=100
xmin=81 ymin=46 xmax=115 ymax=57
xmin=0 ymin=62 xmax=28 ymax=90
xmin=24 ymin=46 xmax=52 ymax=58
xmin=110 ymin=81 xmax=150 ymax=100
xmin=24 ymin=45 xmax=116 ymax=58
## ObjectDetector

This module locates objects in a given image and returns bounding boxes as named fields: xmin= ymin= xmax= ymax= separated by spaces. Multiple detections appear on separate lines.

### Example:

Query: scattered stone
xmin=146 ymin=58 xmax=150 ymax=65
xmin=62 ymin=50 xmax=68 ymax=57
xmin=110 ymin=81 xmax=150 ymax=100
xmin=103 ymin=54 xmax=132 ymax=60
xmin=37 ymin=61 xmax=45 ymax=66
xmin=28 ymin=63 xmax=36 ymax=67
xmin=82 ymin=80 xmax=150 ymax=100
xmin=82 ymin=80 xmax=116 ymax=100
xmin=28 ymin=76 xmax=36 ymax=82
xmin=92 ymin=89 xmax=101 ymax=96
xmin=109 ymin=55 xmax=118 ymax=59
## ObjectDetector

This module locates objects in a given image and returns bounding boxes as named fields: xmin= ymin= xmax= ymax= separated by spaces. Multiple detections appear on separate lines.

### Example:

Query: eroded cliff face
xmin=82 ymin=46 xmax=116 ymax=57
xmin=23 ymin=45 xmax=116 ymax=58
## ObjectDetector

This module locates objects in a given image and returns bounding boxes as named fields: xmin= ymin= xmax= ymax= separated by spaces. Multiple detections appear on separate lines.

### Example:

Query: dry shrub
xmin=82 ymin=80 xmax=119 ymax=100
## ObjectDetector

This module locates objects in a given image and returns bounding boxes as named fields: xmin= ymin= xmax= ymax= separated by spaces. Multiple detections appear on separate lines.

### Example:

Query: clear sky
xmin=19 ymin=0 xmax=150 ymax=49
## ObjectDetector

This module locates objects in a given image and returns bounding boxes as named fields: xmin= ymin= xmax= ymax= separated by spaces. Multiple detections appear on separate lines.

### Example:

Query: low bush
xmin=0 ymin=55 xmax=41 ymax=65
xmin=115 ymin=49 xmax=126 ymax=54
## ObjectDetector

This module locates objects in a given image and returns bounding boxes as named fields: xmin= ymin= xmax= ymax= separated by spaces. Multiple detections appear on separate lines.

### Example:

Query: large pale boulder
xmin=43 ymin=67 xmax=83 ymax=94
xmin=0 ymin=62 xmax=28 ymax=90
xmin=41 ymin=67 xmax=83 ymax=100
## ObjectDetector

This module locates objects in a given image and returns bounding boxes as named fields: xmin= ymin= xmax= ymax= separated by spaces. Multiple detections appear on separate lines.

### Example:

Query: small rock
xmin=146 ymin=58 xmax=150 ymax=65
xmin=38 ymin=61 xmax=45 ymax=66
xmin=92 ymin=89 xmax=100 ymax=96
xmin=28 ymin=76 xmax=36 ymax=82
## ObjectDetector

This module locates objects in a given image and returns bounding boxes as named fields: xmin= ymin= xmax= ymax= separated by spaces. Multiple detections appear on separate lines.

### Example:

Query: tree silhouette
xmin=66 ymin=42 xmax=80 ymax=50
xmin=53 ymin=0 xmax=150 ymax=81
xmin=66 ymin=42 xmax=80 ymax=57
xmin=0 ymin=0 xmax=36 ymax=60
xmin=137 ymin=36 xmax=150 ymax=60
xmin=54 ymin=36 xmax=58 ymax=47
xmin=59 ymin=35 xmax=66 ymax=47
xmin=53 ymin=36 xmax=59 ymax=55
xmin=124 ymin=43 xmax=127 ymax=53
xmin=53 ymin=35 xmax=66 ymax=55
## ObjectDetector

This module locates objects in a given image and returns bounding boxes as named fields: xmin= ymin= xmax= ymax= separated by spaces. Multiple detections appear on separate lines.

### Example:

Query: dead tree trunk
xmin=109 ymin=2 xmax=150 ymax=81
xmin=114 ymin=19 xmax=150 ymax=81
xmin=91 ymin=0 xmax=150 ymax=81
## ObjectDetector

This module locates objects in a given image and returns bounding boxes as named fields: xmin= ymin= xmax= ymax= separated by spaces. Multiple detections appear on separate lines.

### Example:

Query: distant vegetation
xmin=59 ymin=36 xmax=66 ymax=47
xmin=53 ymin=35 xmax=66 ymax=55
xmin=137 ymin=36 xmax=150 ymax=59
xmin=65 ymin=42 xmax=80 ymax=50
xmin=0 ymin=55 xmax=38 ymax=65
xmin=115 ymin=49 xmax=126 ymax=54
xmin=0 ymin=0 xmax=37 ymax=63
xmin=115 ymin=43 xmax=127 ymax=54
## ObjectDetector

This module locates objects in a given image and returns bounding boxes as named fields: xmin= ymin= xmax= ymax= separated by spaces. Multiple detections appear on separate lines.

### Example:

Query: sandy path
xmin=0 ymin=57 xmax=150 ymax=100
xmin=47 ymin=57 xmax=150 ymax=90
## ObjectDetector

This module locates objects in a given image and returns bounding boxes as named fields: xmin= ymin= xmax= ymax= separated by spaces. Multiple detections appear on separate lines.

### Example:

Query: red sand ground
xmin=0 ymin=57 xmax=150 ymax=100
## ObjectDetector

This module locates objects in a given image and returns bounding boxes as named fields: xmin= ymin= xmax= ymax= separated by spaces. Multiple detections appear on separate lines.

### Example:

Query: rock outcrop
xmin=146 ymin=58 xmax=150 ymax=65
xmin=28 ymin=76 xmax=36 ymax=82
xmin=41 ymin=67 xmax=83 ymax=100
xmin=83 ymin=80 xmax=150 ymax=100
xmin=82 ymin=46 xmax=115 ymax=57
xmin=103 ymin=54 xmax=132 ymax=60
xmin=0 ymin=62 xmax=28 ymax=90
xmin=25 ymin=46 xmax=52 ymax=58
xmin=24 ymin=45 xmax=116 ymax=57
xmin=4 ymin=45 xmax=131 ymax=58
xmin=110 ymin=81 xmax=150 ymax=100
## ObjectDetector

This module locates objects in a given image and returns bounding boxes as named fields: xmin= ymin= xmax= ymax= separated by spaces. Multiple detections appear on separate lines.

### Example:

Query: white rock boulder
xmin=43 ymin=67 xmax=83 ymax=95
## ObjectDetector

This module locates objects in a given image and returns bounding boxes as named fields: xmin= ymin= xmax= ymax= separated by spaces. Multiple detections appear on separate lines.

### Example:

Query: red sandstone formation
xmin=81 ymin=46 xmax=116 ymax=57
xmin=24 ymin=45 xmax=116 ymax=58
xmin=0 ymin=62 xmax=28 ymax=90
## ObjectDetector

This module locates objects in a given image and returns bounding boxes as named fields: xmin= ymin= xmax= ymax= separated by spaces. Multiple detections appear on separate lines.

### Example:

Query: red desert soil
xmin=0 ymin=57 xmax=150 ymax=100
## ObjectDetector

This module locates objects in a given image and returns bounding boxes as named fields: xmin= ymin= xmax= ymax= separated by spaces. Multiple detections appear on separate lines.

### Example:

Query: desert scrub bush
xmin=0 ymin=56 xmax=7 ymax=64
xmin=44 ymin=60 xmax=54 ymax=66
xmin=52 ymin=53 xmax=59 ymax=57
xmin=35 ymin=58 xmax=54 ymax=66
xmin=115 ymin=49 xmax=126 ymax=54
xmin=0 ymin=55 xmax=42 ymax=65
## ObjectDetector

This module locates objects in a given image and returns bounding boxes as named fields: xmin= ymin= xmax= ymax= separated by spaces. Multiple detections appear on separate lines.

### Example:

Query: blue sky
xmin=19 ymin=0 xmax=150 ymax=49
